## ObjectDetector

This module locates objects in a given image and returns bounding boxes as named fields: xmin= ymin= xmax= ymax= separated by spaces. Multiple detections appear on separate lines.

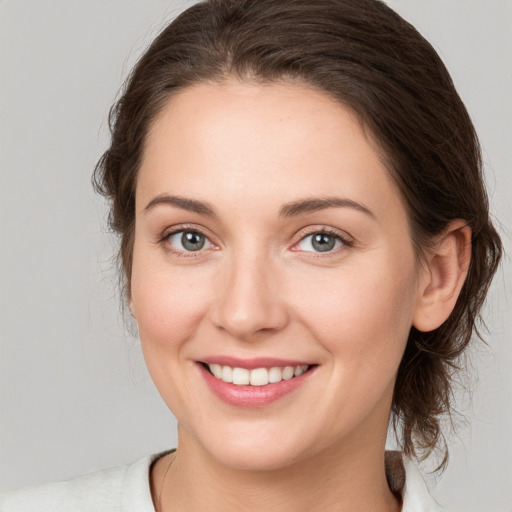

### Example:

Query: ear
xmin=413 ymin=220 xmax=472 ymax=332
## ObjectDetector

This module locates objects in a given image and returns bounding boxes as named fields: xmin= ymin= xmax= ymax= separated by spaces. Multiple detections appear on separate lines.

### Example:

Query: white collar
xmin=121 ymin=451 xmax=446 ymax=512
xmin=386 ymin=451 xmax=447 ymax=511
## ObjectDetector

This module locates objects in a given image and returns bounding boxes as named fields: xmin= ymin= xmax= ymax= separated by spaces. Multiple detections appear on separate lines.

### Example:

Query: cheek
xmin=130 ymin=252 xmax=218 ymax=416
xmin=291 ymin=255 xmax=418 ymax=369
xmin=130 ymin=248 xmax=213 ymax=359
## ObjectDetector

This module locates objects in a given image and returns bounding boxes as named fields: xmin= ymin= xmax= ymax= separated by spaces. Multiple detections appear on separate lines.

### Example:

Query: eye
xmin=167 ymin=230 xmax=211 ymax=252
xmin=295 ymin=232 xmax=345 ymax=253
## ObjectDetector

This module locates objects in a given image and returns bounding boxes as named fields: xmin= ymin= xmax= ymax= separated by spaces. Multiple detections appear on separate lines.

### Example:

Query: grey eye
xmin=297 ymin=233 xmax=343 ymax=253
xmin=168 ymin=230 xmax=207 ymax=251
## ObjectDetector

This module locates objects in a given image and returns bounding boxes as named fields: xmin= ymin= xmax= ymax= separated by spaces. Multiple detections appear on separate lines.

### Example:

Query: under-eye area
xmin=200 ymin=362 xmax=316 ymax=386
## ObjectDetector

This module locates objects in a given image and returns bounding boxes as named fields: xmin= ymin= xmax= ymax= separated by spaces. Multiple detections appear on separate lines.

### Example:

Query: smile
xmin=198 ymin=359 xmax=316 ymax=407
xmin=206 ymin=364 xmax=310 ymax=386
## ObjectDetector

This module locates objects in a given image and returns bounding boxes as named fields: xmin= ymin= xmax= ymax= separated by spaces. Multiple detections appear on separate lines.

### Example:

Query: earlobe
xmin=413 ymin=220 xmax=472 ymax=333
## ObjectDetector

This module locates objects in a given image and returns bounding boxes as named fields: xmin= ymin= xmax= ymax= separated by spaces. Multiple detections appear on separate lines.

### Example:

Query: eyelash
xmin=158 ymin=225 xmax=353 ymax=258
xmin=158 ymin=224 xmax=217 ymax=258
xmin=292 ymin=227 xmax=353 ymax=256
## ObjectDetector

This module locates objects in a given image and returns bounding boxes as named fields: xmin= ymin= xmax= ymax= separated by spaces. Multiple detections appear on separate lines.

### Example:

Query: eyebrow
xmin=144 ymin=194 xmax=218 ymax=217
xmin=144 ymin=194 xmax=374 ymax=219
xmin=279 ymin=197 xmax=375 ymax=218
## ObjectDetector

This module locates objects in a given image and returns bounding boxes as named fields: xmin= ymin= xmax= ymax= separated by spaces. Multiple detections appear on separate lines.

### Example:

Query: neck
xmin=156 ymin=429 xmax=401 ymax=512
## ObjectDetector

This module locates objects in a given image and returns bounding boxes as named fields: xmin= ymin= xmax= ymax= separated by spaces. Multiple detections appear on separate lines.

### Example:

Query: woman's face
xmin=131 ymin=80 xmax=426 ymax=470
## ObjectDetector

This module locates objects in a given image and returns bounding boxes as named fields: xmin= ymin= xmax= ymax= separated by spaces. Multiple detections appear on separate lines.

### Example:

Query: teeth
xmin=221 ymin=365 xmax=233 ymax=383
xmin=249 ymin=368 xmax=269 ymax=386
xmin=232 ymin=367 xmax=250 ymax=385
xmin=210 ymin=363 xmax=222 ymax=379
xmin=282 ymin=366 xmax=294 ymax=380
xmin=294 ymin=365 xmax=306 ymax=377
xmin=268 ymin=367 xmax=283 ymax=383
xmin=207 ymin=364 xmax=310 ymax=386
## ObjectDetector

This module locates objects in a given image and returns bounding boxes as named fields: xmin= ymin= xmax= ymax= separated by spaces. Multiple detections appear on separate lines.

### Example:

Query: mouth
xmin=197 ymin=360 xmax=317 ymax=407
xmin=201 ymin=362 xmax=312 ymax=386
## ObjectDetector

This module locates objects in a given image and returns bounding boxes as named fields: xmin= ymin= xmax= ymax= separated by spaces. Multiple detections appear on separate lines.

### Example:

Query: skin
xmin=130 ymin=80 xmax=471 ymax=512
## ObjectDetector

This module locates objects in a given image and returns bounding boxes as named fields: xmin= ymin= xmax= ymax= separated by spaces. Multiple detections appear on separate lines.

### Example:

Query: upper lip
xmin=199 ymin=356 xmax=314 ymax=370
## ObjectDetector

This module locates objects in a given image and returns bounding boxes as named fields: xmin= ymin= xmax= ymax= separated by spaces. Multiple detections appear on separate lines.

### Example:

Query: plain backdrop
xmin=0 ymin=1 xmax=511 ymax=510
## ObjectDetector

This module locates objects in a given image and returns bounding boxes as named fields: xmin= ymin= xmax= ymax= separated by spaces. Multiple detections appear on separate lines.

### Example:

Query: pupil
xmin=312 ymin=234 xmax=335 ymax=252
xmin=182 ymin=232 xmax=205 ymax=251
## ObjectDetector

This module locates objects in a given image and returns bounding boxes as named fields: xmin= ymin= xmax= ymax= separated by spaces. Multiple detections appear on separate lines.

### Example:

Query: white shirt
xmin=0 ymin=451 xmax=446 ymax=511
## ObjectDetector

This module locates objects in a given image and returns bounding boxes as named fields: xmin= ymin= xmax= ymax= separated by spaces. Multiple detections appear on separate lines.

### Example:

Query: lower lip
xmin=199 ymin=364 xmax=315 ymax=408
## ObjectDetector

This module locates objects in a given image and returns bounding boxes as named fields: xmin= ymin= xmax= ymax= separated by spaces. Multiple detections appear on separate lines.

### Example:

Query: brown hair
xmin=93 ymin=0 xmax=502 ymax=467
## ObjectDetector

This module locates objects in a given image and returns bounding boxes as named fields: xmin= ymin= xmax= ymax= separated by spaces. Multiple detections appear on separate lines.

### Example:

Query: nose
xmin=209 ymin=252 xmax=290 ymax=342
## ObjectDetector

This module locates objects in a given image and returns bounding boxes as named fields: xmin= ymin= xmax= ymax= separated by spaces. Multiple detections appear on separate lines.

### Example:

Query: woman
xmin=0 ymin=0 xmax=503 ymax=510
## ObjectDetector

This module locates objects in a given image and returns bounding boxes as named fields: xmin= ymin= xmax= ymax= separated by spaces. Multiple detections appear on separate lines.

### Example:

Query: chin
xmin=186 ymin=422 xmax=312 ymax=472
xmin=208 ymin=441 xmax=305 ymax=472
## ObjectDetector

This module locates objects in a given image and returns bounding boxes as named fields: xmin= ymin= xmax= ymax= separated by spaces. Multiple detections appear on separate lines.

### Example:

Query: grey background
xmin=0 ymin=1 xmax=510 ymax=510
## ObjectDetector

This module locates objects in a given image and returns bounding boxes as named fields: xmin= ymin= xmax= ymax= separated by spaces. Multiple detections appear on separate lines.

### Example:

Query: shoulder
xmin=0 ymin=465 xmax=126 ymax=512
xmin=0 ymin=453 xmax=161 ymax=512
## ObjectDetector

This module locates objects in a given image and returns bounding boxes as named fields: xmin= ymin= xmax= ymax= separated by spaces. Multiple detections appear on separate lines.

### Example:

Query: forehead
xmin=137 ymin=80 xmax=404 ymax=221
